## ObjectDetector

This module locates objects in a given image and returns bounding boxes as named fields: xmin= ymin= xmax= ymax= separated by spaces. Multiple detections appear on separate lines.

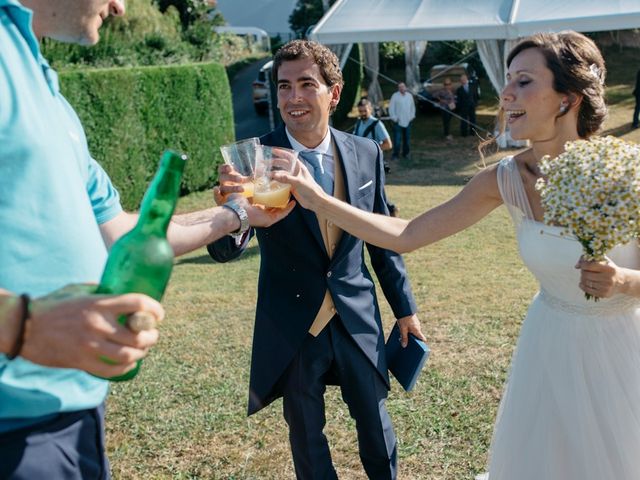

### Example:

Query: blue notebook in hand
xmin=385 ymin=323 xmax=430 ymax=392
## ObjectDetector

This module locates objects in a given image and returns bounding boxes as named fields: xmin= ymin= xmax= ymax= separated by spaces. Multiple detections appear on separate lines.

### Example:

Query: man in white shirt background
xmin=388 ymin=82 xmax=416 ymax=160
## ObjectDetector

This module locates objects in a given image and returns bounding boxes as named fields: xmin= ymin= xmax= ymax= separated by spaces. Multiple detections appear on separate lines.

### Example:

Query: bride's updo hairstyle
xmin=506 ymin=31 xmax=607 ymax=138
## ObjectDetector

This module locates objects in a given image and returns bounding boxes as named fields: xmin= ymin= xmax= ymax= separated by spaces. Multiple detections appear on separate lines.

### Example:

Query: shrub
xmin=59 ymin=62 xmax=234 ymax=209
xmin=380 ymin=41 xmax=405 ymax=71
xmin=333 ymin=43 xmax=363 ymax=124
xmin=42 ymin=0 xmax=252 ymax=70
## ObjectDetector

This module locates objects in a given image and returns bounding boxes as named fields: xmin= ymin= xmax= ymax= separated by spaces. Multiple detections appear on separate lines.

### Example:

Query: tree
xmin=289 ymin=0 xmax=336 ymax=38
xmin=155 ymin=0 xmax=213 ymax=29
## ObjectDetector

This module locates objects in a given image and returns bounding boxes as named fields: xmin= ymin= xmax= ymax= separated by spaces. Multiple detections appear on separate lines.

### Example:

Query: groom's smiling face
xmin=276 ymin=58 xmax=341 ymax=146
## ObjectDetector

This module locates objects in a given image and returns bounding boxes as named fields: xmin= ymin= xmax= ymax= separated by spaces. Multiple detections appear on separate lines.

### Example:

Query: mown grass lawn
xmin=105 ymin=45 xmax=640 ymax=479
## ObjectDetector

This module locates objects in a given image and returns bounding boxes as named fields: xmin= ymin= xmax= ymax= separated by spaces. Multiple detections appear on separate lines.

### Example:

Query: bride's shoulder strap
xmin=496 ymin=155 xmax=534 ymax=223
xmin=496 ymin=155 xmax=518 ymax=202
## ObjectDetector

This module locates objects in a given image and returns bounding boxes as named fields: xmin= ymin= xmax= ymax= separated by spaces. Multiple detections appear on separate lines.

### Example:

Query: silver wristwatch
xmin=223 ymin=199 xmax=249 ymax=236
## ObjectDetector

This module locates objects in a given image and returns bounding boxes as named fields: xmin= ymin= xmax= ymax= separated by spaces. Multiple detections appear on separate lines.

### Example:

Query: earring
xmin=559 ymin=102 xmax=568 ymax=114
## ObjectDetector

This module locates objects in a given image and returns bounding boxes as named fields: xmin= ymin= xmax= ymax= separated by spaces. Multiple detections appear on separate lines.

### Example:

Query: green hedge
xmin=333 ymin=43 xmax=363 ymax=124
xmin=59 ymin=62 xmax=234 ymax=210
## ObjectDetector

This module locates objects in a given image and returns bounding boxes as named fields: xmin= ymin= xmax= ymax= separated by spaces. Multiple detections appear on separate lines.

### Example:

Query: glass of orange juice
xmin=219 ymin=137 xmax=260 ymax=198
xmin=253 ymin=146 xmax=297 ymax=208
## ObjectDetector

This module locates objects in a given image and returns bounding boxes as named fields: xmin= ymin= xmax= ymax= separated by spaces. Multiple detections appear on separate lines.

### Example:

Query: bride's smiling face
xmin=500 ymin=48 xmax=567 ymax=142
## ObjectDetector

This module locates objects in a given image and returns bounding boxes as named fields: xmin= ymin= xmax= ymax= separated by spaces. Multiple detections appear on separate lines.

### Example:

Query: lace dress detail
xmin=538 ymin=288 xmax=640 ymax=316
xmin=484 ymin=156 xmax=640 ymax=480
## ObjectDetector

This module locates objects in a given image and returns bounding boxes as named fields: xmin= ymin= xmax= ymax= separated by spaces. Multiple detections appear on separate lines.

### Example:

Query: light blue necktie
xmin=299 ymin=150 xmax=334 ymax=195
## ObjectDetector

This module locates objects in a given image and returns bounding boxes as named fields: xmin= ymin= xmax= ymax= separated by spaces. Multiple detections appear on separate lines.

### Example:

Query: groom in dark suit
xmin=208 ymin=40 xmax=424 ymax=480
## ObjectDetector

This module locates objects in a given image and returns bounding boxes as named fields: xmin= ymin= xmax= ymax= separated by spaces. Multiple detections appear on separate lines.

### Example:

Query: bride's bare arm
xmin=281 ymin=161 xmax=504 ymax=253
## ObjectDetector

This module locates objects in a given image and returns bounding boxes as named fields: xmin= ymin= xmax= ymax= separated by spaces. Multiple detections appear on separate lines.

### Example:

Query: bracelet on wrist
xmin=7 ymin=294 xmax=30 ymax=360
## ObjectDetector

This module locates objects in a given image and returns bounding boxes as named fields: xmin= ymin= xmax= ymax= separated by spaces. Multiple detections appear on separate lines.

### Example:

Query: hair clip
xmin=589 ymin=63 xmax=604 ymax=85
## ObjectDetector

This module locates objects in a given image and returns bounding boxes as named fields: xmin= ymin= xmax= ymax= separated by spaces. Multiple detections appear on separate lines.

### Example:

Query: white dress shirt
xmin=286 ymin=127 xmax=335 ymax=180
xmin=388 ymin=91 xmax=416 ymax=128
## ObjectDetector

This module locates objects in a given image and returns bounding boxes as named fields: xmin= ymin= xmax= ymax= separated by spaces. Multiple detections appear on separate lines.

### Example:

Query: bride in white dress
xmin=277 ymin=31 xmax=640 ymax=479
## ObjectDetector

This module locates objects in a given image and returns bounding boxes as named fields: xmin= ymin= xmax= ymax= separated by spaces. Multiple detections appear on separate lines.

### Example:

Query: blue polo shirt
xmin=0 ymin=0 xmax=122 ymax=432
xmin=353 ymin=116 xmax=391 ymax=145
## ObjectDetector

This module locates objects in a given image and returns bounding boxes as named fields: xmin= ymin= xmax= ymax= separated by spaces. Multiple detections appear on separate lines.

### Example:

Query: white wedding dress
xmin=484 ymin=157 xmax=640 ymax=479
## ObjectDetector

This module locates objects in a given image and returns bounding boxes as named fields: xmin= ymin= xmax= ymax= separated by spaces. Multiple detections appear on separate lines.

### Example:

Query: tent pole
xmin=507 ymin=0 xmax=522 ymax=38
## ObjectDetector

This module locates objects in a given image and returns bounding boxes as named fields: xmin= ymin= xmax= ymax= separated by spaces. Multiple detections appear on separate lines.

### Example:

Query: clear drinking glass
xmin=219 ymin=137 xmax=261 ymax=198
xmin=253 ymin=146 xmax=298 ymax=208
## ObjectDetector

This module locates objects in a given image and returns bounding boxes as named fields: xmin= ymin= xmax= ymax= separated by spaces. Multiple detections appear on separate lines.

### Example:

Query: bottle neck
xmin=136 ymin=152 xmax=185 ymax=235
xmin=137 ymin=196 xmax=176 ymax=235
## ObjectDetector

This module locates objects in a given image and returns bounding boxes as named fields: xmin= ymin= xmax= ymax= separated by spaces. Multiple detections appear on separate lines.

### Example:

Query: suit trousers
xmin=440 ymin=109 xmax=453 ymax=137
xmin=459 ymin=106 xmax=477 ymax=136
xmin=0 ymin=404 xmax=110 ymax=480
xmin=392 ymin=123 xmax=411 ymax=158
xmin=282 ymin=317 xmax=397 ymax=480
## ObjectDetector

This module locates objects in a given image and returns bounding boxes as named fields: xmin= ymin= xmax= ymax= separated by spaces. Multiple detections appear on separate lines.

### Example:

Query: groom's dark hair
xmin=272 ymin=40 xmax=344 ymax=92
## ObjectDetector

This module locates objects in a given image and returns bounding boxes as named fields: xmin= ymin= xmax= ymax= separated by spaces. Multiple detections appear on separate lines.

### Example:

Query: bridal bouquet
xmin=535 ymin=136 xmax=640 ymax=299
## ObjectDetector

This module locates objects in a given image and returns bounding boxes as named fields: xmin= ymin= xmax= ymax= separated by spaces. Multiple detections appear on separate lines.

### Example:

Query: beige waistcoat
xmin=308 ymin=141 xmax=346 ymax=336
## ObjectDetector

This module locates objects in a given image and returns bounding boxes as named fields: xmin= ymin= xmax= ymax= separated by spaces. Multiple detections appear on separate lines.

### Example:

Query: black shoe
xmin=384 ymin=162 xmax=391 ymax=173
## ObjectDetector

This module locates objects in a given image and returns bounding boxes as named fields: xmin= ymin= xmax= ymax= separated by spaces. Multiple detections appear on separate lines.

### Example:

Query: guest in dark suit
xmin=208 ymin=40 xmax=425 ymax=480
xmin=456 ymin=73 xmax=480 ymax=137
xmin=632 ymin=68 xmax=640 ymax=129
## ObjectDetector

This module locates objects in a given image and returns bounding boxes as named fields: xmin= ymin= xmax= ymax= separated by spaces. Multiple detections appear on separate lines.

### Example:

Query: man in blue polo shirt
xmin=0 ymin=0 xmax=292 ymax=477
xmin=353 ymin=98 xmax=393 ymax=153
xmin=352 ymin=98 xmax=398 ymax=216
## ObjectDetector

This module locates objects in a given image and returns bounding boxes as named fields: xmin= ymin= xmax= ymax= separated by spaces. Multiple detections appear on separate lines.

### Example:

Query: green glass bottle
xmin=97 ymin=150 xmax=187 ymax=381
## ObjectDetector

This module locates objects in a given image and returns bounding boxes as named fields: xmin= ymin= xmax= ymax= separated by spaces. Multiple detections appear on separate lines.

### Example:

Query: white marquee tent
xmin=310 ymin=0 xmax=640 ymax=93
xmin=310 ymin=0 xmax=640 ymax=144
xmin=310 ymin=0 xmax=640 ymax=44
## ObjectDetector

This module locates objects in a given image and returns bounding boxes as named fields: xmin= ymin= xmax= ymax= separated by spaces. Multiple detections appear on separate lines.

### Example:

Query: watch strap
xmin=222 ymin=200 xmax=249 ymax=236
